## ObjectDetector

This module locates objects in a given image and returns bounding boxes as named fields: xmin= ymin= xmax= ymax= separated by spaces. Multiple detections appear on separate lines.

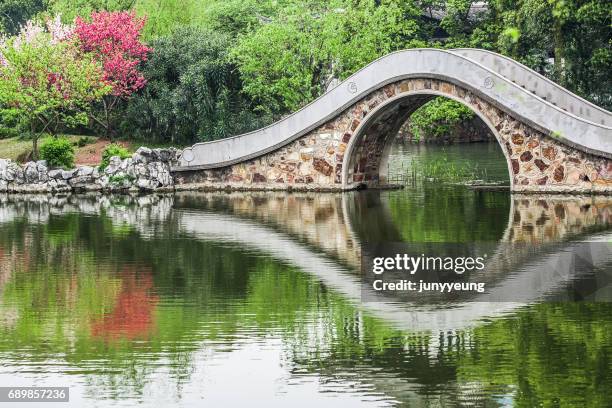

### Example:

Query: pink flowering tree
xmin=0 ymin=16 xmax=110 ymax=158
xmin=74 ymin=11 xmax=151 ymax=138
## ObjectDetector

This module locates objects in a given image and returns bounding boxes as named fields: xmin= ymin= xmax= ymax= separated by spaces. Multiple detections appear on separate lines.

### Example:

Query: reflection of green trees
xmin=378 ymin=187 xmax=510 ymax=242
xmin=344 ymin=180 xmax=510 ymax=245
xmin=0 ymin=204 xmax=610 ymax=406
xmin=455 ymin=304 xmax=612 ymax=407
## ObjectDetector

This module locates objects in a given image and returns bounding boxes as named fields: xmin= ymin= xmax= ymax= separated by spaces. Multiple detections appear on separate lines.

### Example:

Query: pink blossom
xmin=13 ymin=20 xmax=44 ymax=49
xmin=74 ymin=11 xmax=150 ymax=98
xmin=46 ymin=15 xmax=74 ymax=44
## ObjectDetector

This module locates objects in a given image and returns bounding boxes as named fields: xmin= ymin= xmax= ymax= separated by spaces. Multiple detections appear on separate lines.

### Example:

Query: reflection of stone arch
xmin=0 ymin=192 xmax=610 ymax=332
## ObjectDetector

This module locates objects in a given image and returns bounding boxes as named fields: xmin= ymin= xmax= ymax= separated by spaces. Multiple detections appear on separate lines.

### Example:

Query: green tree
xmin=0 ymin=0 xmax=47 ymax=35
xmin=0 ymin=20 xmax=110 ymax=158
xmin=409 ymin=98 xmax=475 ymax=142
xmin=122 ymin=27 xmax=270 ymax=144
xmin=231 ymin=0 xmax=424 ymax=116
xmin=47 ymin=0 xmax=134 ymax=22
xmin=490 ymin=0 xmax=611 ymax=108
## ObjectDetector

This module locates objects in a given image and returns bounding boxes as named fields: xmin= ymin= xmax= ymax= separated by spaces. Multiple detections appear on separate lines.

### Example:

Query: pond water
xmin=0 ymin=142 xmax=610 ymax=407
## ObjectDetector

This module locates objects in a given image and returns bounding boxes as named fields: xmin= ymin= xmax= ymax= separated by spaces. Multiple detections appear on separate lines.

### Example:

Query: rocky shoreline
xmin=0 ymin=147 xmax=180 ymax=193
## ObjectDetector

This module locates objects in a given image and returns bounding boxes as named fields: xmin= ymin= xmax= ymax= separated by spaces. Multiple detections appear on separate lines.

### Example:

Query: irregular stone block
xmin=313 ymin=158 xmax=333 ymax=176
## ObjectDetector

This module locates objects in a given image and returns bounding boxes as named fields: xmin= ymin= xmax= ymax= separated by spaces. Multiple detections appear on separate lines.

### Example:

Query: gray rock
xmin=77 ymin=166 xmax=94 ymax=176
xmin=21 ymin=184 xmax=47 ymax=193
xmin=126 ymin=164 xmax=137 ymax=178
xmin=62 ymin=169 xmax=76 ymax=180
xmin=104 ymin=156 xmax=122 ymax=175
xmin=69 ymin=176 xmax=93 ymax=186
xmin=3 ymin=168 xmax=15 ymax=181
xmin=136 ymin=164 xmax=147 ymax=176
xmin=137 ymin=178 xmax=158 ymax=190
xmin=157 ymin=170 xmax=173 ymax=186
xmin=131 ymin=153 xmax=145 ymax=164
xmin=136 ymin=146 xmax=152 ymax=156
xmin=0 ymin=159 xmax=10 ymax=171
xmin=157 ymin=149 xmax=171 ymax=162
xmin=24 ymin=162 xmax=39 ymax=183
xmin=36 ymin=160 xmax=47 ymax=172
xmin=48 ymin=169 xmax=63 ymax=179
xmin=98 ymin=175 xmax=109 ymax=188
xmin=50 ymin=179 xmax=70 ymax=192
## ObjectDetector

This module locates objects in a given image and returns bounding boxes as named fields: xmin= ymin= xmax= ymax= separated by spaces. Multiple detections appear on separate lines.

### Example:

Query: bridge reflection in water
xmin=3 ymin=190 xmax=608 ymax=331
xmin=171 ymin=191 xmax=611 ymax=330
xmin=0 ymin=191 xmax=610 ymax=406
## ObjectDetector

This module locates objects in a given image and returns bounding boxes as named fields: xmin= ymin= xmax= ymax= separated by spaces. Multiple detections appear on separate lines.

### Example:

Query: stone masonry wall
xmin=173 ymin=78 xmax=612 ymax=193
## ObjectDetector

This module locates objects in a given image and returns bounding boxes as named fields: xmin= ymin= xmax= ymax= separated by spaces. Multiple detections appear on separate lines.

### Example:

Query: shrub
xmin=99 ymin=143 xmax=131 ymax=170
xmin=409 ymin=98 xmax=475 ymax=142
xmin=39 ymin=137 xmax=75 ymax=168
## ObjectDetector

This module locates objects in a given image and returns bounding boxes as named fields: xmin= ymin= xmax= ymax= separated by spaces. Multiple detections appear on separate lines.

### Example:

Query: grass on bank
xmin=0 ymin=135 xmax=186 ymax=166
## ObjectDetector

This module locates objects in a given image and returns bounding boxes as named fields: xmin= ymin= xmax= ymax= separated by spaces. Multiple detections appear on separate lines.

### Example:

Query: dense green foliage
xmin=409 ymin=98 xmax=475 ymax=141
xmin=39 ymin=137 xmax=75 ymax=168
xmin=0 ymin=0 xmax=609 ymax=146
xmin=122 ymin=27 xmax=270 ymax=144
xmin=231 ymin=0 xmax=425 ymax=115
xmin=0 ymin=0 xmax=46 ymax=35
xmin=493 ymin=0 xmax=612 ymax=108
xmin=47 ymin=0 xmax=134 ymax=22
xmin=99 ymin=142 xmax=131 ymax=169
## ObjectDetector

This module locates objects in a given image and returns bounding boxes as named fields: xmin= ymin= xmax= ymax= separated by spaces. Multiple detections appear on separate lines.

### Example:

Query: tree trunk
xmin=553 ymin=22 xmax=566 ymax=86
xmin=32 ymin=137 xmax=38 ymax=161
xmin=30 ymin=122 xmax=38 ymax=161
xmin=103 ymin=97 xmax=111 ymax=139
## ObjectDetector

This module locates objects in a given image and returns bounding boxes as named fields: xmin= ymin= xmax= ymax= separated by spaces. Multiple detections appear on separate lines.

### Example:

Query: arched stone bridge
xmin=172 ymin=48 xmax=612 ymax=193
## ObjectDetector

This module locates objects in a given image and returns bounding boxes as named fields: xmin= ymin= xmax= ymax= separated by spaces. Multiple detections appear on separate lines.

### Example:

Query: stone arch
xmin=341 ymin=85 xmax=513 ymax=189
xmin=331 ymin=77 xmax=610 ymax=192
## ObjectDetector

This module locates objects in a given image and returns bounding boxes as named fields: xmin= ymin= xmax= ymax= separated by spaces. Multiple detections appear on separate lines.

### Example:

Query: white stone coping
xmin=451 ymin=48 xmax=612 ymax=126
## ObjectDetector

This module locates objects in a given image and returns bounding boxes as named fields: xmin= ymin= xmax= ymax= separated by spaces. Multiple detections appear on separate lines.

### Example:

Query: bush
xmin=409 ymin=98 xmax=475 ymax=142
xmin=99 ymin=143 xmax=131 ymax=170
xmin=39 ymin=137 xmax=75 ymax=168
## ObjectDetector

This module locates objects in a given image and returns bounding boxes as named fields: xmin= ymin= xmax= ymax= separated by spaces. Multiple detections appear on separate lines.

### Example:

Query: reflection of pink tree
xmin=91 ymin=268 xmax=158 ymax=341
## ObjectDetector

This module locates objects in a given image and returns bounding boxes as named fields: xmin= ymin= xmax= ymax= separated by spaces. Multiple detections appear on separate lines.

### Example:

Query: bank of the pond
xmin=1 ymin=141 xmax=605 ymax=195
xmin=0 ymin=147 xmax=179 ymax=193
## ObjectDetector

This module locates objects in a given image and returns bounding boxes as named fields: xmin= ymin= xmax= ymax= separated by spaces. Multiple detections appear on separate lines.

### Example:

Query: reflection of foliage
xmin=385 ymin=186 xmax=510 ymax=242
xmin=91 ymin=268 xmax=159 ymax=341
xmin=455 ymin=303 xmax=612 ymax=407
xmin=0 ymin=200 xmax=611 ymax=406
